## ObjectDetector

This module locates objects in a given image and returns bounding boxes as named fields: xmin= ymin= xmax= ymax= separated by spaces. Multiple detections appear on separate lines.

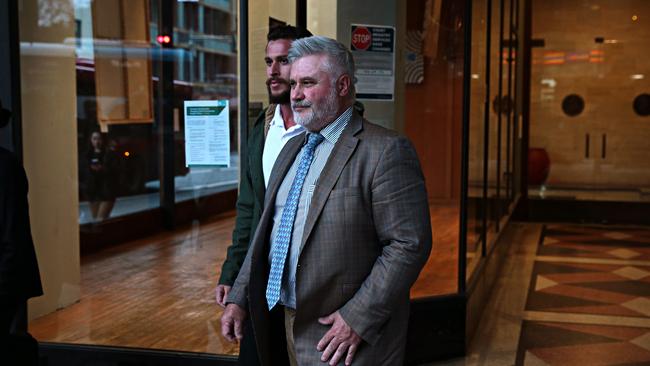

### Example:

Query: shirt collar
xmin=270 ymin=104 xmax=302 ymax=133
xmin=307 ymin=107 xmax=353 ymax=145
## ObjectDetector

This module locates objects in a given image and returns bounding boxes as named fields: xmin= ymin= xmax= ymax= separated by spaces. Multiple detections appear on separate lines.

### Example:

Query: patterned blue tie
xmin=266 ymin=133 xmax=325 ymax=310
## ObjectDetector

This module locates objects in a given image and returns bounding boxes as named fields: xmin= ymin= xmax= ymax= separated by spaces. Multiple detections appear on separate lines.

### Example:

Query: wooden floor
xmin=30 ymin=204 xmax=462 ymax=355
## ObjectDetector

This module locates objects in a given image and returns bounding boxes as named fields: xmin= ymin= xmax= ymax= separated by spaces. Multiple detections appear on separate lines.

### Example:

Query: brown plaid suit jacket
xmin=228 ymin=111 xmax=432 ymax=365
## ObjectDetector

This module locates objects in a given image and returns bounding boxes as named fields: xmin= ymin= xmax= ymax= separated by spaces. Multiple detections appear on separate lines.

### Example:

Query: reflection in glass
xmin=76 ymin=0 xmax=160 ymax=223
xmin=172 ymin=1 xmax=239 ymax=203
xmin=485 ymin=0 xmax=502 ymax=247
xmin=529 ymin=0 xmax=650 ymax=203
xmin=467 ymin=0 xmax=489 ymax=277
xmin=24 ymin=0 xmax=241 ymax=357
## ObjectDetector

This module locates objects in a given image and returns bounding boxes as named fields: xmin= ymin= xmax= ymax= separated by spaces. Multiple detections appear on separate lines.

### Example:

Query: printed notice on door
xmin=350 ymin=24 xmax=395 ymax=100
xmin=184 ymin=100 xmax=230 ymax=167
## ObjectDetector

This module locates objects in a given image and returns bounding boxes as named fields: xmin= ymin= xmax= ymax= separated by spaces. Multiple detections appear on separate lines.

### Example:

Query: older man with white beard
xmin=221 ymin=36 xmax=432 ymax=366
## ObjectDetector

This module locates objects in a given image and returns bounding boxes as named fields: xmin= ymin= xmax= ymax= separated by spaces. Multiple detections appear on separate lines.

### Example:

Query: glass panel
xmin=529 ymin=0 xmax=650 ymax=203
xmin=24 ymin=0 xmax=241 ymax=357
xmin=467 ymin=0 xmax=489 ymax=278
xmin=75 ymin=0 xmax=160 ymax=224
xmin=172 ymin=1 xmax=239 ymax=203
xmin=497 ymin=0 xmax=511 ymax=218
xmin=402 ymin=0 xmax=466 ymax=298
xmin=486 ymin=0 xmax=503 ymax=246
xmin=505 ymin=0 xmax=518 ymax=203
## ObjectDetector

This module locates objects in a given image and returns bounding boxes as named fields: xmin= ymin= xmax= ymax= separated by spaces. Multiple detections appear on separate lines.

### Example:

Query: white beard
xmin=292 ymin=89 xmax=340 ymax=132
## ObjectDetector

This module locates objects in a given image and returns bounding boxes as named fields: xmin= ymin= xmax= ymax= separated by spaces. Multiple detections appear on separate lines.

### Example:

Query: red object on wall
xmin=528 ymin=148 xmax=551 ymax=185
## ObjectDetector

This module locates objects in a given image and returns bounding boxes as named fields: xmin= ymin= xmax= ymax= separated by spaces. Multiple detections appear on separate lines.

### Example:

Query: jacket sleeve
xmin=338 ymin=136 xmax=432 ymax=345
xmin=217 ymin=112 xmax=265 ymax=286
xmin=224 ymin=232 xmax=254 ymax=309
xmin=218 ymin=164 xmax=255 ymax=285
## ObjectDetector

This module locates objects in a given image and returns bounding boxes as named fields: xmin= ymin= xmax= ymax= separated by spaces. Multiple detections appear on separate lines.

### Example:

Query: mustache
xmin=266 ymin=77 xmax=289 ymax=86
xmin=291 ymin=101 xmax=312 ymax=109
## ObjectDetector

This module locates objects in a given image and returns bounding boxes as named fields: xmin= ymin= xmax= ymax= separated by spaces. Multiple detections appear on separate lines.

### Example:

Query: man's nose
xmin=291 ymin=85 xmax=304 ymax=100
xmin=269 ymin=61 xmax=279 ymax=76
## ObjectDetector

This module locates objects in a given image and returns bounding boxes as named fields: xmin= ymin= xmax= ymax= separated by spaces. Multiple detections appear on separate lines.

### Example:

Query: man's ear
xmin=337 ymin=74 xmax=352 ymax=97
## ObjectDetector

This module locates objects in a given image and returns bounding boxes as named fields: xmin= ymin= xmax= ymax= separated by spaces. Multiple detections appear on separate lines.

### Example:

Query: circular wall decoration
xmin=633 ymin=94 xmax=650 ymax=116
xmin=562 ymin=94 xmax=585 ymax=117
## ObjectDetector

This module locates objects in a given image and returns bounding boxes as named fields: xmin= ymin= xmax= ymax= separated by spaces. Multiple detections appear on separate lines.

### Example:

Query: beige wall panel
xmin=19 ymin=1 xmax=81 ymax=320
xmin=269 ymin=0 xmax=296 ymax=26
xmin=249 ymin=0 xmax=271 ymax=105
xmin=307 ymin=0 xmax=337 ymax=39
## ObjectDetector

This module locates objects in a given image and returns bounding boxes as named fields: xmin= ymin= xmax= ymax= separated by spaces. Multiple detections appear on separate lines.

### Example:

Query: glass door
xmin=529 ymin=0 xmax=650 ymax=204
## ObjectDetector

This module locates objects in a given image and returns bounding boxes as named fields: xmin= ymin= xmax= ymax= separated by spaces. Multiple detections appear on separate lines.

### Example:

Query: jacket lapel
xmin=299 ymin=113 xmax=363 ymax=252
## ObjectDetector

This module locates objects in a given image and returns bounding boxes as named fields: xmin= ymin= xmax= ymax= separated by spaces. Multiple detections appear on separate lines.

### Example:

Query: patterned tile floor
xmin=517 ymin=224 xmax=650 ymax=365
xmin=428 ymin=223 xmax=650 ymax=366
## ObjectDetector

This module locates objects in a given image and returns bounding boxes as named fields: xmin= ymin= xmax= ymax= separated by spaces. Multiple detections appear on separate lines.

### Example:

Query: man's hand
xmin=215 ymin=284 xmax=231 ymax=308
xmin=220 ymin=303 xmax=247 ymax=343
xmin=317 ymin=311 xmax=362 ymax=366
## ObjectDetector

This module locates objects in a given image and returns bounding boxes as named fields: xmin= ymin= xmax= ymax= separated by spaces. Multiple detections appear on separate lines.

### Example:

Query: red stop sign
xmin=351 ymin=27 xmax=371 ymax=51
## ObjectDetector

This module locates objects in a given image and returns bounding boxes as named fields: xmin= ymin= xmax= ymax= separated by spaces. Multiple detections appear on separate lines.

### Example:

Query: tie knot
xmin=307 ymin=133 xmax=325 ymax=148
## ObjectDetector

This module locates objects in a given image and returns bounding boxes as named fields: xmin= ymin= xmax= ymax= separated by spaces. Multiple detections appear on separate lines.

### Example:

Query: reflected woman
xmin=85 ymin=131 xmax=117 ymax=221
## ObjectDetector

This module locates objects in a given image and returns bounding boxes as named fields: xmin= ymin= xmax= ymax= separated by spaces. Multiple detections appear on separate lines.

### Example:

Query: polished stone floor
xmin=426 ymin=222 xmax=650 ymax=366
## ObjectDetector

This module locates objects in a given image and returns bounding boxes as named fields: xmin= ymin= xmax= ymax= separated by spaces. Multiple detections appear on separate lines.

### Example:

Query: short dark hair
xmin=267 ymin=25 xmax=312 ymax=42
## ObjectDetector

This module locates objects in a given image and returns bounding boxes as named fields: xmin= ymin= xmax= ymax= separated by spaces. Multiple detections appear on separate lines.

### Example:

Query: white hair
xmin=288 ymin=36 xmax=356 ymax=87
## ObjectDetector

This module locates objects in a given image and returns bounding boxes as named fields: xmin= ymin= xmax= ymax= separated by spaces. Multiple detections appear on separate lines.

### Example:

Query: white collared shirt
xmin=262 ymin=105 xmax=304 ymax=187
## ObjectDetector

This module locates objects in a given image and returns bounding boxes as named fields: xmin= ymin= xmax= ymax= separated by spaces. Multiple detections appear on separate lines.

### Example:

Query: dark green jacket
xmin=218 ymin=105 xmax=275 ymax=286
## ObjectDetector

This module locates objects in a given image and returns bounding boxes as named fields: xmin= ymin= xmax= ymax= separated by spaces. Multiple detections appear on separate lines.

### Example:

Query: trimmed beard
xmin=268 ymin=87 xmax=290 ymax=104
xmin=292 ymin=88 xmax=340 ymax=132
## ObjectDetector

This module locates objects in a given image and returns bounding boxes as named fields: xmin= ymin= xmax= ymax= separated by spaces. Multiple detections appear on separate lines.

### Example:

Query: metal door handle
xmin=585 ymin=134 xmax=590 ymax=158
xmin=602 ymin=134 xmax=607 ymax=159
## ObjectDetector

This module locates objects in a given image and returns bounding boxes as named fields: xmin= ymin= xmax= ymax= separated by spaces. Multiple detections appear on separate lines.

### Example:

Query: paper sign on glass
xmin=184 ymin=100 xmax=230 ymax=167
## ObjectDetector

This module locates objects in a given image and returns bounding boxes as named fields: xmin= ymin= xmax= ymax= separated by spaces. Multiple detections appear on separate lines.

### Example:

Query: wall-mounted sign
xmin=184 ymin=100 xmax=230 ymax=167
xmin=350 ymin=24 xmax=395 ymax=101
